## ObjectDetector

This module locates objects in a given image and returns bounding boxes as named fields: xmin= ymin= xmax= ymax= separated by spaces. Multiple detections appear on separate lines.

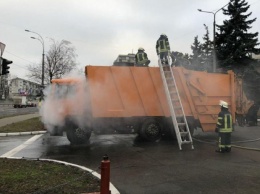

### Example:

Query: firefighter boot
xmin=225 ymin=147 xmax=231 ymax=153
xmin=215 ymin=149 xmax=225 ymax=153
xmin=161 ymin=59 xmax=166 ymax=65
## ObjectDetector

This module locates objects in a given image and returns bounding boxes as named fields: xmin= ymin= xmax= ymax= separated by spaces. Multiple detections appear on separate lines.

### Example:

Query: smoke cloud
xmin=39 ymin=71 xmax=91 ymax=135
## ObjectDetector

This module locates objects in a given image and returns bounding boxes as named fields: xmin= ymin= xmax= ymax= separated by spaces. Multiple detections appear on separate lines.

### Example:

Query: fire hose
xmin=192 ymin=137 xmax=260 ymax=151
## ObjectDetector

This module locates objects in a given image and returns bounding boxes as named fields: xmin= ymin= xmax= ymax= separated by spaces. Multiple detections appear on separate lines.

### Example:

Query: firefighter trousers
xmin=217 ymin=132 xmax=232 ymax=152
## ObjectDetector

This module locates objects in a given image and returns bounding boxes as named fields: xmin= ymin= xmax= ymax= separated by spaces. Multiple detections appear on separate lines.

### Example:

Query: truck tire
xmin=139 ymin=118 xmax=162 ymax=142
xmin=66 ymin=123 xmax=92 ymax=145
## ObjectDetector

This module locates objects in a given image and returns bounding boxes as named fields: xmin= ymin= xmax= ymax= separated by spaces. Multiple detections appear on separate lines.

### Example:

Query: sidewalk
xmin=0 ymin=113 xmax=39 ymax=128
xmin=0 ymin=113 xmax=43 ymax=136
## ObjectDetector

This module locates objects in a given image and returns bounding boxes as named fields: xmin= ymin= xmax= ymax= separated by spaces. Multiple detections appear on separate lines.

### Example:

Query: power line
xmin=4 ymin=50 xmax=40 ymax=72
xmin=5 ymin=50 xmax=36 ymax=64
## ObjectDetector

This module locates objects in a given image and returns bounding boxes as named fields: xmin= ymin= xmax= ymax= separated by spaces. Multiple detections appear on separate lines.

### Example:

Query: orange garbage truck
xmin=41 ymin=65 xmax=246 ymax=145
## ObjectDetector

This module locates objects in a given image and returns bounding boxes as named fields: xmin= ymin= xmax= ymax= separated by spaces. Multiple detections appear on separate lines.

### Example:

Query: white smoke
xmin=39 ymin=70 xmax=91 ymax=134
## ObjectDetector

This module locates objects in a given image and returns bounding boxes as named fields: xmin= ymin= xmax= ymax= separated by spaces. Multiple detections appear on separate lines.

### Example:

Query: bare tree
xmin=27 ymin=63 xmax=42 ymax=85
xmin=27 ymin=39 xmax=78 ymax=84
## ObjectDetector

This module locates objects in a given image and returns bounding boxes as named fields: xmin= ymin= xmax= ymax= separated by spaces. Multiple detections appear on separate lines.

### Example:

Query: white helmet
xmin=138 ymin=47 xmax=144 ymax=51
xmin=219 ymin=100 xmax=228 ymax=108
xmin=161 ymin=33 xmax=167 ymax=37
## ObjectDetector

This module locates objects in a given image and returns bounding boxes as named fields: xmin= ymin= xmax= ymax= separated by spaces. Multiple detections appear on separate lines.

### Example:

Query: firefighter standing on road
xmin=156 ymin=34 xmax=171 ymax=65
xmin=135 ymin=47 xmax=150 ymax=67
xmin=215 ymin=100 xmax=233 ymax=153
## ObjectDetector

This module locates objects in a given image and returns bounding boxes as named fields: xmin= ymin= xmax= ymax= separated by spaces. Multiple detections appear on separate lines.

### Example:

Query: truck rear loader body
xmin=43 ymin=65 xmax=246 ymax=145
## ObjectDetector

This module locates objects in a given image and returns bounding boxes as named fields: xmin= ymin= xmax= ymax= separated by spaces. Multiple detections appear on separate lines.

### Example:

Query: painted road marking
xmin=0 ymin=134 xmax=43 ymax=157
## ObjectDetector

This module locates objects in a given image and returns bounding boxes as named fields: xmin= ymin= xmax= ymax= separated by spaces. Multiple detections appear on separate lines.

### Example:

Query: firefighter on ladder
xmin=215 ymin=100 xmax=233 ymax=153
xmin=135 ymin=47 xmax=150 ymax=67
xmin=156 ymin=34 xmax=171 ymax=65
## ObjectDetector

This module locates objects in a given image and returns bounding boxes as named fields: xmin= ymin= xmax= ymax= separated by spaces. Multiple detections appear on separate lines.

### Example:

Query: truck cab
xmin=41 ymin=77 xmax=92 ymax=144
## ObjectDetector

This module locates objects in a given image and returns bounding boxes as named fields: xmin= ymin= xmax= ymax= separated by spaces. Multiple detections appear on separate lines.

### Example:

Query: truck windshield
xmin=53 ymin=83 xmax=76 ymax=98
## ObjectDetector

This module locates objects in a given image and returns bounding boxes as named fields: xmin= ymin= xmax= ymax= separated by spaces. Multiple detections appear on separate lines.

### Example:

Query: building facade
xmin=113 ymin=53 xmax=135 ymax=66
xmin=8 ymin=77 xmax=41 ymax=99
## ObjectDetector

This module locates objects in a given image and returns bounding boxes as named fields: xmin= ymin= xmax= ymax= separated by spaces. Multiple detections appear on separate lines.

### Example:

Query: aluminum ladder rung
xmin=168 ymin=88 xmax=177 ymax=94
xmin=180 ymin=132 xmax=188 ymax=136
xmin=168 ymin=84 xmax=175 ymax=88
xmin=181 ymin=140 xmax=192 ymax=144
xmin=170 ymin=91 xmax=177 ymax=94
xmin=158 ymin=58 xmax=194 ymax=150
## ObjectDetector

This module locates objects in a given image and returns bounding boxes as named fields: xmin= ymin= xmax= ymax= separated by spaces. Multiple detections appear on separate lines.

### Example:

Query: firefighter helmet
xmin=219 ymin=100 xmax=228 ymax=108
xmin=138 ymin=47 xmax=144 ymax=51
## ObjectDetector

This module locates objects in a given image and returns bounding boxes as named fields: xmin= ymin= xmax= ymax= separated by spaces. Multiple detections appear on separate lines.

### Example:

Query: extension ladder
xmin=158 ymin=57 xmax=194 ymax=150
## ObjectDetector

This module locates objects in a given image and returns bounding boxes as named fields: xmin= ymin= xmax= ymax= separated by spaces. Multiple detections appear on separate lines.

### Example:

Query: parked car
xmin=27 ymin=100 xmax=37 ymax=107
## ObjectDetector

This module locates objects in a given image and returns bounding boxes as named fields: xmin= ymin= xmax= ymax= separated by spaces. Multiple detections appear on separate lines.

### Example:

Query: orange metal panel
xmin=173 ymin=68 xmax=195 ymax=118
xmin=85 ymin=65 xmax=236 ymax=132
xmin=129 ymin=67 xmax=165 ymax=116
xmin=182 ymin=70 xmax=236 ymax=131
xmin=87 ymin=66 xmax=173 ymax=117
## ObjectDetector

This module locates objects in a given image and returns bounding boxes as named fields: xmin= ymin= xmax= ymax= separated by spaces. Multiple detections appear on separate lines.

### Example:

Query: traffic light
xmin=1 ymin=57 xmax=12 ymax=75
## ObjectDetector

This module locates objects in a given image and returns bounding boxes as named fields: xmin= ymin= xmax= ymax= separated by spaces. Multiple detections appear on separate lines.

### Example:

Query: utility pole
xmin=25 ymin=29 xmax=45 ymax=88
xmin=198 ymin=2 xmax=229 ymax=72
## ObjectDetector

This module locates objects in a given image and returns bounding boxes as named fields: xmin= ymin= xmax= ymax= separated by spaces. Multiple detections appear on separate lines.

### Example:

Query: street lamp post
xmin=25 ymin=29 xmax=45 ymax=88
xmin=198 ymin=2 xmax=229 ymax=72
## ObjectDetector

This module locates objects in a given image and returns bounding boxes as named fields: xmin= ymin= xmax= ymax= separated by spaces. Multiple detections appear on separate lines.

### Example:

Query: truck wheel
xmin=140 ymin=118 xmax=162 ymax=142
xmin=66 ymin=123 xmax=92 ymax=145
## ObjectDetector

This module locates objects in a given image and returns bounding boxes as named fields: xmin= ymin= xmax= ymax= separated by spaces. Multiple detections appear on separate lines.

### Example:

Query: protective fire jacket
xmin=135 ymin=51 xmax=148 ymax=64
xmin=217 ymin=110 xmax=233 ymax=133
xmin=156 ymin=36 xmax=170 ymax=55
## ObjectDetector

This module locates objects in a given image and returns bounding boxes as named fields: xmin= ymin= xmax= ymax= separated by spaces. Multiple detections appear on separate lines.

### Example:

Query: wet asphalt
xmin=1 ymin=112 xmax=259 ymax=194
xmin=37 ymin=124 xmax=260 ymax=194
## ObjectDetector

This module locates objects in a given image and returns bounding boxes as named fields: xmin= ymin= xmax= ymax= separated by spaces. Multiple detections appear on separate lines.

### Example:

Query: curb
xmin=0 ymin=131 xmax=47 ymax=137
xmin=0 ymin=156 xmax=120 ymax=194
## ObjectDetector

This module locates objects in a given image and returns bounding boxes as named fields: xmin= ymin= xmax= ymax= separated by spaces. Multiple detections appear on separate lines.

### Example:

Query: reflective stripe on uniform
xmin=218 ymin=114 xmax=232 ymax=133
xmin=217 ymin=117 xmax=222 ymax=125
xmin=137 ymin=53 xmax=147 ymax=64
xmin=158 ymin=39 xmax=170 ymax=53
xmin=219 ymin=128 xmax=232 ymax=133
xmin=225 ymin=114 xmax=232 ymax=129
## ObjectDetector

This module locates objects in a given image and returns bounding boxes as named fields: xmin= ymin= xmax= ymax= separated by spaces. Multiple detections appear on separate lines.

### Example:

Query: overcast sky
xmin=1 ymin=0 xmax=260 ymax=80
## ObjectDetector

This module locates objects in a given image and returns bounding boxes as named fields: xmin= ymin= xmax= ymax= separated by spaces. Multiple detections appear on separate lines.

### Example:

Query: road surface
xmin=1 ymin=123 xmax=260 ymax=194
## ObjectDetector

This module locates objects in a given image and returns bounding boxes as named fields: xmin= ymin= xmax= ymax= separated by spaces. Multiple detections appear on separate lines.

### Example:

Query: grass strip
xmin=0 ymin=158 xmax=100 ymax=194
xmin=0 ymin=117 xmax=45 ymax=133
